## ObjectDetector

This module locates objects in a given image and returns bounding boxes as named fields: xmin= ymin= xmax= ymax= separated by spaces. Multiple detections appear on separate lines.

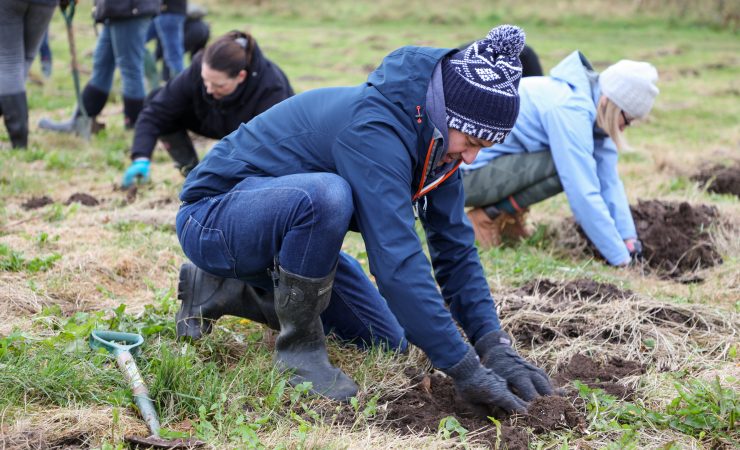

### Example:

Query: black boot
xmin=273 ymin=264 xmax=358 ymax=401
xmin=176 ymin=262 xmax=279 ymax=340
xmin=0 ymin=93 xmax=29 ymax=148
xmin=123 ymin=97 xmax=144 ymax=129
xmin=38 ymin=84 xmax=108 ymax=135
xmin=160 ymin=130 xmax=199 ymax=176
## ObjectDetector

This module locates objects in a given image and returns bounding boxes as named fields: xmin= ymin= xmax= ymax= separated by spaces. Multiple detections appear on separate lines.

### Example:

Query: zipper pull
xmin=412 ymin=201 xmax=420 ymax=219
xmin=415 ymin=105 xmax=423 ymax=124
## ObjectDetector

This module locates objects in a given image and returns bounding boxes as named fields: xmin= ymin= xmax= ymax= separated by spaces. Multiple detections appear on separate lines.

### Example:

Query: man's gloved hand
xmin=474 ymin=330 xmax=553 ymax=401
xmin=121 ymin=158 xmax=151 ymax=189
xmin=625 ymin=239 xmax=644 ymax=265
xmin=443 ymin=347 xmax=527 ymax=415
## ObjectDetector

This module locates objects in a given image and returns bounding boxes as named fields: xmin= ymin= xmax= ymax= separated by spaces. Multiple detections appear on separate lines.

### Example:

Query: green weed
xmin=0 ymin=243 xmax=61 ymax=272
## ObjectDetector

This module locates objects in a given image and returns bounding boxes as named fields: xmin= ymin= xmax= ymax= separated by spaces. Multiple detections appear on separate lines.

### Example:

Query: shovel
xmin=59 ymin=0 xmax=91 ymax=139
xmin=89 ymin=330 xmax=204 ymax=449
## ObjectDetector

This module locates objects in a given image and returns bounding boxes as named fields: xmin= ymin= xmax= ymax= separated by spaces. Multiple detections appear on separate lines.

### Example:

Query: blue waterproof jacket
xmin=463 ymin=51 xmax=637 ymax=265
xmin=180 ymin=46 xmax=501 ymax=369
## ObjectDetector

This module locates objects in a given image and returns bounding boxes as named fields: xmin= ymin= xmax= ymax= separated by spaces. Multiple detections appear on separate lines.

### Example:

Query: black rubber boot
xmin=160 ymin=130 xmax=199 ymax=176
xmin=123 ymin=97 xmax=144 ymax=129
xmin=176 ymin=262 xmax=279 ymax=340
xmin=38 ymin=84 xmax=108 ymax=135
xmin=273 ymin=264 xmax=358 ymax=401
xmin=0 ymin=93 xmax=28 ymax=148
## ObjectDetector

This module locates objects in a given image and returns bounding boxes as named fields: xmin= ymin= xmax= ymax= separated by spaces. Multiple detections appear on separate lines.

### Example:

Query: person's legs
xmin=22 ymin=4 xmax=55 ymax=78
xmin=176 ymin=172 xmax=358 ymax=400
xmin=0 ymin=0 xmax=53 ymax=148
xmin=321 ymin=252 xmax=407 ymax=352
xmin=108 ymin=16 xmax=150 ymax=128
xmin=38 ymin=30 xmax=52 ymax=78
xmin=153 ymin=13 xmax=185 ymax=78
xmin=463 ymin=151 xmax=562 ymax=246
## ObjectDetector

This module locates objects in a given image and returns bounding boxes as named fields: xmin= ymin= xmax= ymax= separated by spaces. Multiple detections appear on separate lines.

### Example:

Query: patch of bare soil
xmin=631 ymin=200 xmax=723 ymax=278
xmin=21 ymin=195 xmax=54 ymax=210
xmin=553 ymin=353 xmax=645 ymax=399
xmin=517 ymin=278 xmax=634 ymax=304
xmin=691 ymin=161 xmax=740 ymax=197
xmin=375 ymin=366 xmax=586 ymax=449
xmin=64 ymin=193 xmax=100 ymax=207
xmin=557 ymin=199 xmax=723 ymax=279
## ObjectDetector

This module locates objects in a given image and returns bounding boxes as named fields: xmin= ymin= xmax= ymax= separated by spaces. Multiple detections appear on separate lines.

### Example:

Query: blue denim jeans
xmin=88 ymin=16 xmax=151 ymax=99
xmin=152 ymin=13 xmax=185 ymax=76
xmin=176 ymin=173 xmax=407 ymax=351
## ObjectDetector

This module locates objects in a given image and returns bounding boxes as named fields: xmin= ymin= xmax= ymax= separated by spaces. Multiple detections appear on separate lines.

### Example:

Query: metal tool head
xmin=125 ymin=434 xmax=206 ymax=449
xmin=89 ymin=330 xmax=144 ymax=355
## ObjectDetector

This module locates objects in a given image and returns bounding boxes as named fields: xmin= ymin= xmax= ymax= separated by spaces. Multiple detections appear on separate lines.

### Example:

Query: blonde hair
xmin=596 ymin=96 xmax=628 ymax=151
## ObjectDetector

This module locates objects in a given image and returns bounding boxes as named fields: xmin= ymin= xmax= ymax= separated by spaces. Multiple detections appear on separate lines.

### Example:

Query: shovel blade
xmin=125 ymin=434 xmax=205 ymax=449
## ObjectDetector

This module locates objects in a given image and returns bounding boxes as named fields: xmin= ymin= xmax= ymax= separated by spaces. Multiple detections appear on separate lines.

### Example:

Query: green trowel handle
xmin=115 ymin=350 xmax=161 ymax=437
xmin=89 ymin=330 xmax=144 ymax=354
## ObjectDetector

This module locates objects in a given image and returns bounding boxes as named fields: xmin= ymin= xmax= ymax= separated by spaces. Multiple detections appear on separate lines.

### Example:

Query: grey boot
xmin=160 ymin=130 xmax=199 ymax=176
xmin=38 ymin=84 xmax=107 ymax=136
xmin=273 ymin=264 xmax=358 ymax=401
xmin=176 ymin=262 xmax=279 ymax=340
xmin=0 ymin=93 xmax=29 ymax=148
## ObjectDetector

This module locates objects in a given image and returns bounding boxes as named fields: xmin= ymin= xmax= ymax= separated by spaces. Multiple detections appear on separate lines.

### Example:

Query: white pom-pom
xmin=484 ymin=24 xmax=525 ymax=57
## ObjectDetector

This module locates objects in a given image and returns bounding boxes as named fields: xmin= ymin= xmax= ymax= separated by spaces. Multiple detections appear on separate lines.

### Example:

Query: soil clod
xmin=65 ymin=193 xmax=100 ymax=206
xmin=631 ymin=200 xmax=723 ymax=277
xmin=554 ymin=353 xmax=644 ymax=399
xmin=21 ymin=195 xmax=54 ymax=210
xmin=517 ymin=278 xmax=634 ymax=304
xmin=691 ymin=161 xmax=740 ymax=197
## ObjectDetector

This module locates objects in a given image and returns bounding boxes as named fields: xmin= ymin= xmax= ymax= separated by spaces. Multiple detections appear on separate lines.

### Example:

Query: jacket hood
xmin=549 ymin=50 xmax=597 ymax=103
xmin=367 ymin=46 xmax=458 ymax=199
xmin=367 ymin=46 xmax=455 ymax=117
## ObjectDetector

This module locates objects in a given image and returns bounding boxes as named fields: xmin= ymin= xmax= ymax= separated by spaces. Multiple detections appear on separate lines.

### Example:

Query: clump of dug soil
xmin=517 ymin=278 xmax=634 ymax=304
xmin=554 ymin=199 xmax=723 ymax=279
xmin=21 ymin=195 xmax=54 ymax=210
xmin=376 ymin=368 xmax=585 ymax=449
xmin=65 ymin=193 xmax=100 ymax=206
xmin=553 ymin=353 xmax=645 ymax=399
xmin=690 ymin=161 xmax=740 ymax=197
xmin=631 ymin=200 xmax=722 ymax=277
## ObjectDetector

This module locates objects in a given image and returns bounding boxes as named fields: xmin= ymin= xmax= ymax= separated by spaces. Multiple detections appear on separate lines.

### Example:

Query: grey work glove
xmin=442 ymin=347 xmax=527 ymax=415
xmin=474 ymin=330 xmax=553 ymax=401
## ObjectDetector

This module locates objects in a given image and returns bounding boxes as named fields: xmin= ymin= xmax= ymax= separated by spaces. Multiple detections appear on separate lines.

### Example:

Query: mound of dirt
xmin=21 ymin=195 xmax=54 ymax=210
xmin=691 ymin=161 xmax=740 ymax=197
xmin=65 ymin=193 xmax=100 ymax=206
xmin=631 ymin=200 xmax=722 ymax=277
xmin=553 ymin=353 xmax=645 ymax=399
xmin=378 ymin=368 xmax=586 ymax=449
xmin=517 ymin=278 xmax=634 ymax=304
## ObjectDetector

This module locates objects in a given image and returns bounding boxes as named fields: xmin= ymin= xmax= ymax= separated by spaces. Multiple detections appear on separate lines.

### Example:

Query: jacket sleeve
xmin=131 ymin=64 xmax=198 ymax=160
xmin=593 ymin=137 xmax=637 ymax=241
xmin=333 ymin=120 xmax=470 ymax=370
xmin=421 ymin=171 xmax=501 ymax=344
xmin=543 ymin=105 xmax=631 ymax=266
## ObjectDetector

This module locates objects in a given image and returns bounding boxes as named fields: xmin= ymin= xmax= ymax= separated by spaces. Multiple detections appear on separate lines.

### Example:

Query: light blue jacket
xmin=462 ymin=51 xmax=636 ymax=265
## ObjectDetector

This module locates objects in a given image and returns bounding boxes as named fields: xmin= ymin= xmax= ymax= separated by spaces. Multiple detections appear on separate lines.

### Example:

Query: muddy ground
xmin=691 ymin=161 xmax=740 ymax=198
xmin=373 ymin=350 xmax=635 ymax=449
xmin=559 ymin=199 xmax=725 ymax=280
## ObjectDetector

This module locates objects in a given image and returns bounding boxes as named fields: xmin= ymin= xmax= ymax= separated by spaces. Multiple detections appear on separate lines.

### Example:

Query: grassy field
xmin=1 ymin=0 xmax=738 ymax=448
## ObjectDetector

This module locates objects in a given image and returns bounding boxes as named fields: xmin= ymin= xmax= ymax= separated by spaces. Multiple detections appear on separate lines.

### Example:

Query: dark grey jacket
xmin=93 ymin=0 xmax=161 ymax=22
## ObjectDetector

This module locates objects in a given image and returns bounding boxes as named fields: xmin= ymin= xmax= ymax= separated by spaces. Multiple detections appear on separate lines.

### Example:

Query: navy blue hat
xmin=442 ymin=25 xmax=525 ymax=143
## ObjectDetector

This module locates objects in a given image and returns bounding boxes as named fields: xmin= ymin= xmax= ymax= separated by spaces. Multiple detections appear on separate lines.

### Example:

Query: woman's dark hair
xmin=203 ymin=31 xmax=255 ymax=78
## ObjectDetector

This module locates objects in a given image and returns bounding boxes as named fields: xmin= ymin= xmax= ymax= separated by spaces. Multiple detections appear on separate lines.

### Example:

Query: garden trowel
xmin=89 ymin=330 xmax=204 ymax=449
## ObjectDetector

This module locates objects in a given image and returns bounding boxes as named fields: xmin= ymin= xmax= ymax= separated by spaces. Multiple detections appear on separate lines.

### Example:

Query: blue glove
xmin=121 ymin=159 xmax=151 ymax=188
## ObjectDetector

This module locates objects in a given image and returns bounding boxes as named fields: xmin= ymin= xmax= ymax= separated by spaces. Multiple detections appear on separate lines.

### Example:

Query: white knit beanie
xmin=599 ymin=60 xmax=659 ymax=120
